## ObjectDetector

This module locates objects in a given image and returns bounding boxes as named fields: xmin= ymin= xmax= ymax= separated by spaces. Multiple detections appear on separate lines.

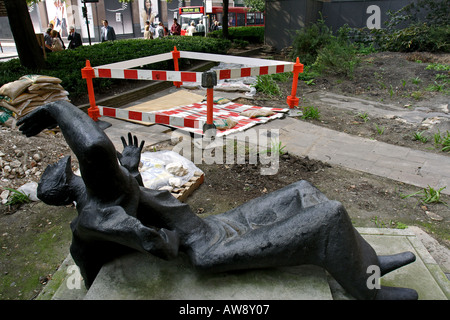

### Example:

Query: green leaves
xmin=3 ymin=188 xmax=31 ymax=206
xmin=401 ymin=186 xmax=447 ymax=206
xmin=291 ymin=18 xmax=334 ymax=66
xmin=253 ymin=75 xmax=281 ymax=97
xmin=300 ymin=106 xmax=320 ymax=120
xmin=338 ymin=0 xmax=450 ymax=53
xmin=208 ymin=26 xmax=264 ymax=44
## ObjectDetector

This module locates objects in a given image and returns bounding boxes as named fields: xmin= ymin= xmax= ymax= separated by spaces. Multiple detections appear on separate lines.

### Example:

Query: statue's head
xmin=37 ymin=156 xmax=76 ymax=206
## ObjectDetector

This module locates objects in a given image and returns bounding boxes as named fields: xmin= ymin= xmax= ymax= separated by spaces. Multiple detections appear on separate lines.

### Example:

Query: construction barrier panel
xmin=82 ymin=47 xmax=302 ymax=132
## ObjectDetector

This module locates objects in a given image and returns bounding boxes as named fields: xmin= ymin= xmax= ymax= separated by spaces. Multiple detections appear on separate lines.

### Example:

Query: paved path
xmin=0 ymin=40 xmax=18 ymax=61
xmin=260 ymin=117 xmax=450 ymax=195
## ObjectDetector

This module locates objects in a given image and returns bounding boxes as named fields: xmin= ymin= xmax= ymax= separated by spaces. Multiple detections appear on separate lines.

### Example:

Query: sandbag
xmin=20 ymin=74 xmax=62 ymax=84
xmin=28 ymin=83 xmax=65 ymax=92
xmin=0 ymin=75 xmax=69 ymax=120
xmin=7 ymin=92 xmax=38 ymax=105
xmin=0 ymin=79 xmax=32 ymax=100
xmin=139 ymin=150 xmax=203 ymax=190
xmin=214 ymin=117 xmax=238 ymax=130
xmin=240 ymin=109 xmax=275 ymax=118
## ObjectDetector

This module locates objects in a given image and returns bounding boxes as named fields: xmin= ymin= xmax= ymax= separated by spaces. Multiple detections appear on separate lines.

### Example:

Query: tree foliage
xmin=341 ymin=0 xmax=450 ymax=52
xmin=243 ymin=0 xmax=265 ymax=12
xmin=26 ymin=0 xmax=42 ymax=5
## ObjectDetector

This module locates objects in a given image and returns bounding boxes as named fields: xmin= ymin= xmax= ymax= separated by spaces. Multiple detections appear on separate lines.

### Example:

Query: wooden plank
xmin=171 ymin=172 xmax=204 ymax=202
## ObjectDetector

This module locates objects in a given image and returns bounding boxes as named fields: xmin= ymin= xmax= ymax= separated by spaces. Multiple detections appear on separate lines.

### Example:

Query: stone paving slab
xmin=84 ymin=253 xmax=333 ymax=300
xmin=102 ymin=116 xmax=172 ymax=152
xmin=358 ymin=228 xmax=449 ymax=300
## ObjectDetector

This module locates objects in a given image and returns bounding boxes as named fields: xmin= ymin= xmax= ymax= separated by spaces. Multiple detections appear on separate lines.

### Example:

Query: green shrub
xmin=232 ymin=39 xmax=250 ymax=49
xmin=378 ymin=23 xmax=449 ymax=52
xmin=313 ymin=40 xmax=360 ymax=79
xmin=341 ymin=0 xmax=450 ymax=52
xmin=290 ymin=17 xmax=361 ymax=78
xmin=253 ymin=74 xmax=281 ymax=97
xmin=0 ymin=37 xmax=232 ymax=101
xmin=290 ymin=18 xmax=334 ymax=66
xmin=208 ymin=26 xmax=264 ymax=43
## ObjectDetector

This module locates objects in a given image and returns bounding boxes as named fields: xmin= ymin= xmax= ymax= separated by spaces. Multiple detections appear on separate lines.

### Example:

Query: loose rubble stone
xmin=32 ymin=154 xmax=41 ymax=162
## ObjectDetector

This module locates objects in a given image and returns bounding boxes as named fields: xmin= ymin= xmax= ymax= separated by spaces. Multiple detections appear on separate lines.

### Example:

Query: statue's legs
xmin=188 ymin=196 xmax=416 ymax=300
xmin=70 ymin=232 xmax=132 ymax=288
xmin=69 ymin=205 xmax=180 ymax=288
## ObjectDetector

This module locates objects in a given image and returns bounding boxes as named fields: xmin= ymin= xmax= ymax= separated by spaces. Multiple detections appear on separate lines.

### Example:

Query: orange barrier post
xmin=171 ymin=46 xmax=182 ymax=88
xmin=286 ymin=57 xmax=304 ymax=109
xmin=81 ymin=60 xmax=100 ymax=121
xmin=201 ymin=71 xmax=217 ymax=135
xmin=206 ymin=87 xmax=214 ymax=126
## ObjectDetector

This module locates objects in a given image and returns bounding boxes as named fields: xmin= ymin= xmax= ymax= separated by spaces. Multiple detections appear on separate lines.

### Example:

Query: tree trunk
xmin=4 ymin=0 xmax=46 ymax=70
xmin=222 ymin=0 xmax=229 ymax=39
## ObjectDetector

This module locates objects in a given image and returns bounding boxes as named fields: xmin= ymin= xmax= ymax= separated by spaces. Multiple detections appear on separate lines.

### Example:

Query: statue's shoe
xmin=378 ymin=251 xmax=416 ymax=276
xmin=375 ymin=286 xmax=419 ymax=300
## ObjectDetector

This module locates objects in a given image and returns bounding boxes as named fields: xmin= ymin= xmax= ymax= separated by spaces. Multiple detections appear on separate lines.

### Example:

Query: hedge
xmin=208 ymin=26 xmax=264 ymax=44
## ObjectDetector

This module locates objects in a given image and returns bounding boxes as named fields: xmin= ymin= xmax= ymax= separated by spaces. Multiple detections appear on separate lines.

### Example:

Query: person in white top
xmin=187 ymin=21 xmax=196 ymax=36
xmin=156 ymin=22 xmax=165 ymax=38
xmin=101 ymin=20 xmax=116 ymax=42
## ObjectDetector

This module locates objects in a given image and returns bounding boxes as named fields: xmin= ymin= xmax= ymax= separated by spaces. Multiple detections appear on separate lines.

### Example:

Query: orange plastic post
xmin=81 ymin=60 xmax=100 ymax=121
xmin=171 ymin=46 xmax=182 ymax=88
xmin=286 ymin=57 xmax=304 ymax=109
xmin=206 ymin=87 xmax=214 ymax=125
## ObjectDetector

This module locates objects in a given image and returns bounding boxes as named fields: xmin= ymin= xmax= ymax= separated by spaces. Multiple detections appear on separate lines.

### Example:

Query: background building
xmin=0 ymin=0 xmax=239 ymax=43
xmin=2 ymin=0 xmax=428 ymax=52
xmin=265 ymin=0 xmax=428 ymax=50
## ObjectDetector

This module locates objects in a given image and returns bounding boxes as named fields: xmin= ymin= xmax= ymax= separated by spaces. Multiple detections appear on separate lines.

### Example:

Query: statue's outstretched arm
xmin=17 ymin=101 xmax=129 ymax=202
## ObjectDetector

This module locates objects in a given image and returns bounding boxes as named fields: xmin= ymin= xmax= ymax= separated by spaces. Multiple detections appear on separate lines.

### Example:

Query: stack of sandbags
xmin=0 ymin=75 xmax=70 ymax=120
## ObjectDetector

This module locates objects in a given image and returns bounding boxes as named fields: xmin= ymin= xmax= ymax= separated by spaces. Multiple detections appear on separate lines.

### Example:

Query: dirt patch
xmin=0 ymin=128 xmax=78 ymax=299
xmin=0 ymin=50 xmax=449 ymax=299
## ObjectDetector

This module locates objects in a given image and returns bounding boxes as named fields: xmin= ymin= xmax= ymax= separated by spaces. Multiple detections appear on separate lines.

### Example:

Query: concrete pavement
xmin=0 ymin=40 xmax=17 ymax=61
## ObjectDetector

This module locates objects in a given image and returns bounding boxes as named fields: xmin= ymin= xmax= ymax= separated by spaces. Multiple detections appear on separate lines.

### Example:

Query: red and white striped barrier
xmin=82 ymin=48 xmax=302 ymax=130
xmin=98 ymin=102 xmax=288 ymax=135
xmin=99 ymin=105 xmax=204 ymax=129
xmin=94 ymin=68 xmax=203 ymax=82
xmin=93 ymin=50 xmax=294 ymax=84
xmin=216 ymin=64 xmax=292 ymax=81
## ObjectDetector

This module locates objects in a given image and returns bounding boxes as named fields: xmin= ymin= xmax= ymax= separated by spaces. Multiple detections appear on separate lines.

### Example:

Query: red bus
xmin=178 ymin=6 xmax=264 ymax=35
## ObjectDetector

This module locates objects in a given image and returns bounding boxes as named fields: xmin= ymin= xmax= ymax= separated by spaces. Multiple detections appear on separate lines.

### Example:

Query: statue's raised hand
xmin=17 ymin=104 xmax=58 ymax=137
xmin=117 ymin=132 xmax=145 ymax=173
